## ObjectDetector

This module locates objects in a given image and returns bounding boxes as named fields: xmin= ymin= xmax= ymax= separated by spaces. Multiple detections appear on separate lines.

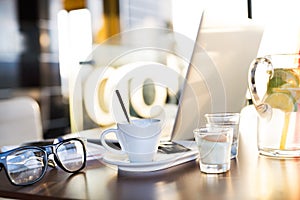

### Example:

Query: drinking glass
xmin=194 ymin=127 xmax=233 ymax=173
xmin=205 ymin=113 xmax=240 ymax=158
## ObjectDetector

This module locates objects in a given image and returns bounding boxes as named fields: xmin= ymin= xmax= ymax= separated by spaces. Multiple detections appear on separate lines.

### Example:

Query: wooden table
xmin=1 ymin=106 xmax=300 ymax=200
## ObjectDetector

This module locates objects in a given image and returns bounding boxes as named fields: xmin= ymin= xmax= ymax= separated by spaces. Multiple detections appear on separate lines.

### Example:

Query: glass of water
xmin=205 ymin=113 xmax=240 ymax=159
xmin=194 ymin=127 xmax=233 ymax=173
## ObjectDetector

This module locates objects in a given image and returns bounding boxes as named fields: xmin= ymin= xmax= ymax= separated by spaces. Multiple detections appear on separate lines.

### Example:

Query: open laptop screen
xmin=171 ymin=9 xmax=264 ymax=140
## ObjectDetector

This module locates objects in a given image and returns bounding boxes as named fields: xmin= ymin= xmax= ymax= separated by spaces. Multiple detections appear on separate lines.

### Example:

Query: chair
xmin=0 ymin=96 xmax=43 ymax=147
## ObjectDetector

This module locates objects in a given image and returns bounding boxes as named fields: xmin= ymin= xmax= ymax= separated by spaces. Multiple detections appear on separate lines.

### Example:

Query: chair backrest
xmin=0 ymin=96 xmax=43 ymax=146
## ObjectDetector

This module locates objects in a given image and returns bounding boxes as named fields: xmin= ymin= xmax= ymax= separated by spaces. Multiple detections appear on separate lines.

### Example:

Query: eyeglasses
xmin=0 ymin=138 xmax=86 ymax=186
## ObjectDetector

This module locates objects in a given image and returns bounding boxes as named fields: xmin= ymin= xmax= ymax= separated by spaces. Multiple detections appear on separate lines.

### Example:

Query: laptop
xmin=170 ymin=9 xmax=264 ymax=141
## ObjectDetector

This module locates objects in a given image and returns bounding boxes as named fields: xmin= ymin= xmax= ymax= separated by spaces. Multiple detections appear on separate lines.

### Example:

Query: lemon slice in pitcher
xmin=267 ymin=69 xmax=300 ymax=94
xmin=265 ymin=92 xmax=295 ymax=112
xmin=273 ymin=69 xmax=299 ymax=86
xmin=273 ymin=83 xmax=300 ymax=101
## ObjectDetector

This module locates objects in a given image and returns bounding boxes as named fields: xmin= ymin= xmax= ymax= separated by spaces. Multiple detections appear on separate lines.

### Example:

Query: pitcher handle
xmin=248 ymin=57 xmax=273 ymax=119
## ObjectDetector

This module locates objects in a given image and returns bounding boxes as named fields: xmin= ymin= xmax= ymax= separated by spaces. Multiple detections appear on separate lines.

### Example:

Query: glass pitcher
xmin=248 ymin=53 xmax=300 ymax=157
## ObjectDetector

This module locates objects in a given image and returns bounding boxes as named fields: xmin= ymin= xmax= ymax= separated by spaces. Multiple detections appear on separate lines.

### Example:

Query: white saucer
xmin=102 ymin=141 xmax=199 ymax=172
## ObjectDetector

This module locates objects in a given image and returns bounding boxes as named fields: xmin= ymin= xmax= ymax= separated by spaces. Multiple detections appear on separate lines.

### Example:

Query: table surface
xmin=1 ymin=106 xmax=300 ymax=200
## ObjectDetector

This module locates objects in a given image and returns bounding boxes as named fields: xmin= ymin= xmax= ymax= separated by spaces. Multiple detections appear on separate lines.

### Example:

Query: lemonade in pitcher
xmin=249 ymin=54 xmax=300 ymax=157
xmin=259 ymin=68 xmax=300 ymax=155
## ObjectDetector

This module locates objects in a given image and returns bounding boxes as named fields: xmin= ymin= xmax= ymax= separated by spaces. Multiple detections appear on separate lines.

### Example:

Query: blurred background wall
xmin=4 ymin=0 xmax=294 ymax=139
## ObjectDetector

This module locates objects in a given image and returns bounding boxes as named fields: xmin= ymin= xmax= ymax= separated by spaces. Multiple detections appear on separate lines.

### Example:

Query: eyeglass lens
xmin=56 ymin=140 xmax=85 ymax=172
xmin=6 ymin=148 xmax=46 ymax=185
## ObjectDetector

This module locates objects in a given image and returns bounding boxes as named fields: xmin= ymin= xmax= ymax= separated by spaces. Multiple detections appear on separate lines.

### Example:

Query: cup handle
xmin=248 ymin=57 xmax=273 ymax=119
xmin=100 ymin=128 xmax=125 ymax=155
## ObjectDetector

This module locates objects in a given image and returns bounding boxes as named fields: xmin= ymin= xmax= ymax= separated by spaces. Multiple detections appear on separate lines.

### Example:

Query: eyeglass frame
xmin=0 ymin=137 xmax=86 ymax=186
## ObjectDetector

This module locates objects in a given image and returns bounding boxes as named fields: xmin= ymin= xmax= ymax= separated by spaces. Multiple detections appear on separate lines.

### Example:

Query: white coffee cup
xmin=100 ymin=119 xmax=161 ymax=162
